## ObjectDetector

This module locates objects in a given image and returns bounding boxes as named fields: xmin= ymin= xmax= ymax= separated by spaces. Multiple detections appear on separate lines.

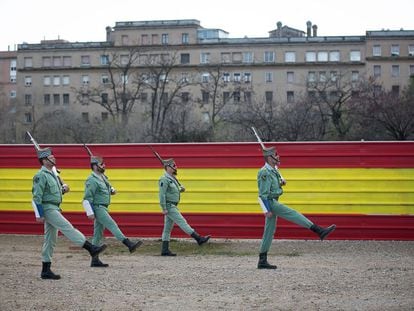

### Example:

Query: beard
xmin=97 ymin=166 xmax=106 ymax=173
xmin=173 ymin=170 xmax=178 ymax=175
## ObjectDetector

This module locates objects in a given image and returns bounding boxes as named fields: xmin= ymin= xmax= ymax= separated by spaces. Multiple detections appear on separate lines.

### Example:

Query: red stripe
xmin=1 ymin=141 xmax=414 ymax=168
xmin=1 ymin=211 xmax=413 ymax=240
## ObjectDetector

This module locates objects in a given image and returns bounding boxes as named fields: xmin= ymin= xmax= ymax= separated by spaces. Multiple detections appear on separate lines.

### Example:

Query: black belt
xmin=98 ymin=204 xmax=108 ymax=208
xmin=43 ymin=201 xmax=60 ymax=206
xmin=166 ymin=201 xmax=178 ymax=205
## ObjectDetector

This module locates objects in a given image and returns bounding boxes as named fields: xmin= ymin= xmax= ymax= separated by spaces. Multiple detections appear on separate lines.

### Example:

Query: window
xmin=53 ymin=94 xmax=60 ymax=105
xmin=392 ymin=85 xmax=400 ymax=94
xmin=330 ymin=71 xmax=338 ymax=82
xmin=180 ymin=53 xmax=190 ymax=64
xmin=319 ymin=71 xmax=327 ymax=82
xmin=305 ymin=51 xmax=316 ymax=62
xmin=100 ymin=55 xmax=109 ymax=65
xmin=53 ymin=76 xmax=60 ymax=86
xmin=264 ymin=51 xmax=275 ymax=63
xmin=44 ymin=94 xmax=50 ymax=105
xmin=121 ymin=35 xmax=129 ymax=45
xmin=182 ymin=33 xmax=189 ymax=44
xmin=202 ymin=91 xmax=209 ymax=104
xmin=161 ymin=34 xmax=169 ymax=45
xmin=121 ymin=74 xmax=128 ymax=84
xmin=44 ymin=76 xmax=51 ymax=86
xmin=53 ymin=56 xmax=61 ymax=67
xmin=223 ymin=72 xmax=230 ymax=82
xmin=232 ymin=52 xmax=242 ymax=63
xmin=317 ymin=51 xmax=328 ymax=62
xmin=391 ymin=45 xmax=400 ymax=56
xmin=233 ymin=73 xmax=241 ymax=82
xmin=287 ymin=71 xmax=294 ymax=83
xmin=265 ymin=91 xmax=273 ymax=103
xmin=287 ymin=91 xmax=294 ymax=103
xmin=350 ymin=51 xmax=361 ymax=61
xmin=62 ymin=75 xmax=70 ymax=85
xmin=244 ymin=92 xmax=252 ymax=104
xmin=392 ymin=65 xmax=400 ymax=77
xmin=82 ymin=75 xmax=89 ymax=85
xmin=409 ymin=45 xmax=414 ymax=56
xmin=373 ymin=65 xmax=381 ymax=77
xmin=101 ymin=93 xmax=108 ymax=104
xmin=24 ymin=57 xmax=33 ymax=68
xmin=244 ymin=72 xmax=251 ymax=83
xmin=181 ymin=72 xmax=189 ymax=83
xmin=10 ymin=90 xmax=16 ymax=98
xmin=223 ymin=92 xmax=230 ymax=104
xmin=221 ymin=52 xmax=231 ymax=63
xmin=201 ymin=73 xmax=210 ymax=83
xmin=265 ymin=72 xmax=273 ymax=83
xmin=81 ymin=93 xmax=89 ymax=105
xmin=141 ymin=34 xmax=148 ymax=45
xmin=200 ymin=53 xmax=210 ymax=64
xmin=373 ymin=45 xmax=381 ymax=57
xmin=82 ymin=112 xmax=89 ymax=123
xmin=233 ymin=91 xmax=241 ymax=103
xmin=101 ymin=74 xmax=109 ymax=84
xmin=81 ymin=55 xmax=90 ymax=66
xmin=63 ymin=94 xmax=69 ymax=105
xmin=24 ymin=113 xmax=32 ymax=123
xmin=351 ymin=71 xmax=359 ymax=81
xmin=181 ymin=92 xmax=189 ymax=103
xmin=24 ymin=76 xmax=32 ymax=86
xmin=42 ymin=57 xmax=51 ymax=67
xmin=284 ymin=51 xmax=296 ymax=63
xmin=140 ymin=92 xmax=148 ymax=102
xmin=151 ymin=34 xmax=158 ymax=44
xmin=24 ymin=94 xmax=32 ymax=106
xmin=63 ymin=56 xmax=71 ymax=67
xmin=243 ymin=52 xmax=253 ymax=63
xmin=410 ymin=65 xmax=414 ymax=76
xmin=308 ymin=71 xmax=316 ymax=82
xmin=329 ymin=51 xmax=340 ymax=62
xmin=120 ymin=54 xmax=129 ymax=65
xmin=102 ymin=112 xmax=108 ymax=121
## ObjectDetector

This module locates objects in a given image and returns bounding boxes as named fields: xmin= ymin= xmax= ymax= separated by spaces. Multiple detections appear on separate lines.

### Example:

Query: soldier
xmin=32 ymin=147 xmax=107 ymax=280
xmin=82 ymin=155 xmax=143 ymax=267
xmin=257 ymin=147 xmax=336 ymax=269
xmin=158 ymin=158 xmax=210 ymax=256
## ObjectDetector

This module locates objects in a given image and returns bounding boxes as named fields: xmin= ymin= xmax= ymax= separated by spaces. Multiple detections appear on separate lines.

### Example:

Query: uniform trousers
xmin=42 ymin=206 xmax=86 ymax=262
xmin=92 ymin=205 xmax=126 ymax=246
xmin=162 ymin=203 xmax=194 ymax=241
xmin=259 ymin=200 xmax=313 ymax=253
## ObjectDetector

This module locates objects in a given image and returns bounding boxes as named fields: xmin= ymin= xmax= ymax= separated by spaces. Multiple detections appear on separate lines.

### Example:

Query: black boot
xmin=91 ymin=255 xmax=109 ymax=268
xmin=310 ymin=224 xmax=336 ymax=240
xmin=191 ymin=231 xmax=211 ymax=246
xmin=122 ymin=238 xmax=143 ymax=253
xmin=83 ymin=241 xmax=107 ymax=257
xmin=41 ymin=262 xmax=61 ymax=280
xmin=257 ymin=253 xmax=277 ymax=269
xmin=161 ymin=241 xmax=176 ymax=256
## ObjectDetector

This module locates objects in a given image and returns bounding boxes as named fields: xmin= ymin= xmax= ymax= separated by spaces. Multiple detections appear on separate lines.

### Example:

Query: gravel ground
xmin=0 ymin=234 xmax=413 ymax=311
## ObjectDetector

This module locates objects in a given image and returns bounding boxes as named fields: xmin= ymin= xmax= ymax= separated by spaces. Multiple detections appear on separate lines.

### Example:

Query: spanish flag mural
xmin=0 ymin=142 xmax=413 ymax=240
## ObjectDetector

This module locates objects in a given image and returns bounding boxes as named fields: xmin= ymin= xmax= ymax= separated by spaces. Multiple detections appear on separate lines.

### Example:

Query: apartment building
xmin=11 ymin=20 xmax=414 ymax=141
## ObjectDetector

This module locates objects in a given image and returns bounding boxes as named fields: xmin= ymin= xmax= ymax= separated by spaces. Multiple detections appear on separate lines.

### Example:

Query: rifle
xmin=250 ymin=127 xmax=285 ymax=184
xmin=26 ymin=131 xmax=66 ymax=189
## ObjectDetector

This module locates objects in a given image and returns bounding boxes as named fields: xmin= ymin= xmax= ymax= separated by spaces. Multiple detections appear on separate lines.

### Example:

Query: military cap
xmin=163 ymin=158 xmax=175 ymax=167
xmin=262 ymin=146 xmax=276 ymax=157
xmin=37 ymin=147 xmax=52 ymax=159
xmin=91 ymin=155 xmax=104 ymax=165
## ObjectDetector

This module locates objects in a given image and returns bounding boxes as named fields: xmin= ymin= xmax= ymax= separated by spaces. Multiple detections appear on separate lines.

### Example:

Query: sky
xmin=1 ymin=0 xmax=413 ymax=51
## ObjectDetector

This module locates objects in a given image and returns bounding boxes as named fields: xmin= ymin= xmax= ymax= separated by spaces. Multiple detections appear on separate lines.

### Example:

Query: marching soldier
xmin=257 ymin=147 xmax=336 ymax=269
xmin=32 ymin=147 xmax=107 ymax=280
xmin=82 ymin=155 xmax=143 ymax=267
xmin=158 ymin=158 xmax=210 ymax=256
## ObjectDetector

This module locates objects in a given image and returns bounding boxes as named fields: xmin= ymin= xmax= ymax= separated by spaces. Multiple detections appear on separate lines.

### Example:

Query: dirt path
xmin=0 ymin=235 xmax=413 ymax=310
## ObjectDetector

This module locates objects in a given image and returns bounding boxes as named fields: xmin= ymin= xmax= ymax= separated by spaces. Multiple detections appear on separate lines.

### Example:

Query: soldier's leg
xmin=258 ymin=212 xmax=277 ymax=269
xmin=41 ymin=221 xmax=58 ymax=262
xmin=273 ymin=201 xmax=313 ymax=229
xmin=94 ymin=206 xmax=125 ymax=242
xmin=166 ymin=207 xmax=194 ymax=235
xmin=92 ymin=218 xmax=105 ymax=246
xmin=161 ymin=214 xmax=176 ymax=256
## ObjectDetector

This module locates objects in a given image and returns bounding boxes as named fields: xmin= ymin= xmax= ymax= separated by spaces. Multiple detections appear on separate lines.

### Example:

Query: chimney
xmin=106 ymin=26 xmax=112 ymax=42
xmin=277 ymin=21 xmax=282 ymax=30
xmin=306 ymin=21 xmax=312 ymax=37
xmin=312 ymin=24 xmax=318 ymax=37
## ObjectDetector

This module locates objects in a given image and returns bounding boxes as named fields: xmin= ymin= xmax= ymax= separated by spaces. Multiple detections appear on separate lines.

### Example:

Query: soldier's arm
xmin=82 ymin=179 xmax=97 ymax=217
xmin=258 ymin=170 xmax=272 ymax=213
xmin=159 ymin=177 xmax=169 ymax=213
xmin=32 ymin=174 xmax=46 ymax=219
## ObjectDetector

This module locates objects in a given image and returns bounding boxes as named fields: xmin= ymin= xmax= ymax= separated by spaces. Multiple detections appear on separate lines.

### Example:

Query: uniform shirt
xmin=32 ymin=166 xmax=63 ymax=206
xmin=83 ymin=172 xmax=112 ymax=207
xmin=257 ymin=163 xmax=284 ymax=201
xmin=159 ymin=172 xmax=182 ymax=210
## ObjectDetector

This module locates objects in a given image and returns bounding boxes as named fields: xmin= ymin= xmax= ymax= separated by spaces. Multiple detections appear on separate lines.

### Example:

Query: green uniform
xmin=258 ymin=163 xmax=313 ymax=253
xmin=83 ymin=172 xmax=126 ymax=245
xmin=159 ymin=172 xmax=194 ymax=241
xmin=32 ymin=166 xmax=86 ymax=262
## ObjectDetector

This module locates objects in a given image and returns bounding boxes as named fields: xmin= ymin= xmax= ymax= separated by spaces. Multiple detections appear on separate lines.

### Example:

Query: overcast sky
xmin=1 ymin=0 xmax=413 ymax=51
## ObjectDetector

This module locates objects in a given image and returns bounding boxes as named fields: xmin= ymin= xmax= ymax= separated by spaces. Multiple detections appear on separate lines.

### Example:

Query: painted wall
xmin=0 ymin=142 xmax=413 ymax=240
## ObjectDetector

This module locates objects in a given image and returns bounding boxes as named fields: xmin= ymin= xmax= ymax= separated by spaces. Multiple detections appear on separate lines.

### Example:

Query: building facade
xmin=8 ymin=20 xmax=414 ymax=141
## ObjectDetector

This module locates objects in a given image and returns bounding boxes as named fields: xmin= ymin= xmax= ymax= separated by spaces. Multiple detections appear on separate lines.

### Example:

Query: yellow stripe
xmin=1 ymin=168 xmax=413 ymax=215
